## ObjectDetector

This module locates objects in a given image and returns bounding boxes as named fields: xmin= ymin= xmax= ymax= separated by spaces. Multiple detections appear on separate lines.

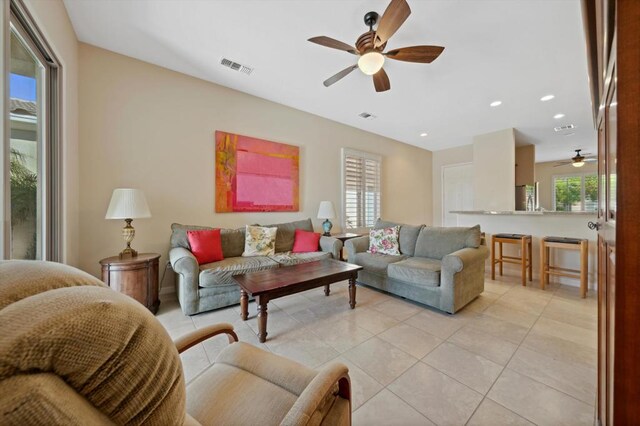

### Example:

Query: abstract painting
xmin=215 ymin=131 xmax=300 ymax=212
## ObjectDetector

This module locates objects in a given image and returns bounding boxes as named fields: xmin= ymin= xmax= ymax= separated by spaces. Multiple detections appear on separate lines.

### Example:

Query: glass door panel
xmin=9 ymin=27 xmax=44 ymax=259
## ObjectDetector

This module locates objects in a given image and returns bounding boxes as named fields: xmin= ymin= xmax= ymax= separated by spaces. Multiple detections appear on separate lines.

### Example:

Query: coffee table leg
xmin=348 ymin=276 xmax=357 ymax=309
xmin=240 ymin=289 xmax=249 ymax=321
xmin=324 ymin=284 xmax=330 ymax=296
xmin=257 ymin=297 xmax=268 ymax=343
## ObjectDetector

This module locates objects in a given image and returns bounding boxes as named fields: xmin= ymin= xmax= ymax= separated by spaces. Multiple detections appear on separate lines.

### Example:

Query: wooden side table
xmin=331 ymin=233 xmax=365 ymax=261
xmin=99 ymin=253 xmax=161 ymax=314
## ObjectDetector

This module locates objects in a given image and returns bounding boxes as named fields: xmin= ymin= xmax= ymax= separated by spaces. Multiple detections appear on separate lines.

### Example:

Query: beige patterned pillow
xmin=242 ymin=225 xmax=277 ymax=257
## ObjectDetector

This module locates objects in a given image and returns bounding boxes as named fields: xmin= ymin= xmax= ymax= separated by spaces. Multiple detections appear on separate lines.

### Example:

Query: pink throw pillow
xmin=292 ymin=229 xmax=321 ymax=253
xmin=187 ymin=229 xmax=224 ymax=264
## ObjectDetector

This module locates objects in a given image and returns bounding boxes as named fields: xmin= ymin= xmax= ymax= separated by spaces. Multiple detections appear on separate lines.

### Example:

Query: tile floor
xmin=157 ymin=273 xmax=597 ymax=425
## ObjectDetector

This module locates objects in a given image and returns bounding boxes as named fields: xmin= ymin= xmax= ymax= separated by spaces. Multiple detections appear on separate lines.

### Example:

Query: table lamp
xmin=105 ymin=188 xmax=151 ymax=258
xmin=317 ymin=201 xmax=337 ymax=236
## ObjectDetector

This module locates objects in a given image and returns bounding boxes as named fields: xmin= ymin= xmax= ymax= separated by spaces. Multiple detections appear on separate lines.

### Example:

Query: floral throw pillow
xmin=368 ymin=226 xmax=401 ymax=255
xmin=242 ymin=225 xmax=277 ymax=257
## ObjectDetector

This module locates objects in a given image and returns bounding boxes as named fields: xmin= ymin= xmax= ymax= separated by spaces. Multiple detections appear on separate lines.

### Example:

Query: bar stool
xmin=491 ymin=234 xmax=533 ymax=286
xmin=540 ymin=237 xmax=589 ymax=298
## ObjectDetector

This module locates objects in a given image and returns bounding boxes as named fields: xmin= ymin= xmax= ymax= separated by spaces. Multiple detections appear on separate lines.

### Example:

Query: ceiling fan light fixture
xmin=358 ymin=51 xmax=385 ymax=75
xmin=573 ymin=160 xmax=585 ymax=168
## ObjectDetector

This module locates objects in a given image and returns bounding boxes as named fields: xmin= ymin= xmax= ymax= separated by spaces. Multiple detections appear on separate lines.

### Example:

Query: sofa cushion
xmin=292 ymin=229 xmax=321 ymax=253
xmin=353 ymin=252 xmax=407 ymax=275
xmin=187 ymin=229 xmax=224 ymax=264
xmin=388 ymin=257 xmax=442 ymax=288
xmin=374 ymin=219 xmax=424 ymax=256
xmin=262 ymin=218 xmax=314 ymax=254
xmin=171 ymin=223 xmax=246 ymax=258
xmin=199 ymin=257 xmax=279 ymax=287
xmin=414 ymin=225 xmax=482 ymax=260
xmin=243 ymin=226 xmax=277 ymax=257
xmin=368 ymin=226 xmax=401 ymax=255
xmin=269 ymin=251 xmax=331 ymax=266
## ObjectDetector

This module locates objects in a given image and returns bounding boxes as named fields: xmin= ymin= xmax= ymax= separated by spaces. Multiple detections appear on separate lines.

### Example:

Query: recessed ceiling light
xmin=540 ymin=94 xmax=555 ymax=101
xmin=490 ymin=101 xmax=502 ymax=107
xmin=420 ymin=132 xmax=428 ymax=137
xmin=554 ymin=113 xmax=565 ymax=119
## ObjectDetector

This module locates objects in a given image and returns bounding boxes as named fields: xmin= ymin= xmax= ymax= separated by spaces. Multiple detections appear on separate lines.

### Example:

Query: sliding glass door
xmin=2 ymin=0 xmax=61 ymax=260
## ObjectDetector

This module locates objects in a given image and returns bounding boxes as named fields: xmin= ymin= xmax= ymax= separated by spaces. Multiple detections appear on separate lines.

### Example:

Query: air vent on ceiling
xmin=554 ymin=124 xmax=576 ymax=132
xmin=358 ymin=112 xmax=377 ymax=120
xmin=220 ymin=58 xmax=253 ymax=75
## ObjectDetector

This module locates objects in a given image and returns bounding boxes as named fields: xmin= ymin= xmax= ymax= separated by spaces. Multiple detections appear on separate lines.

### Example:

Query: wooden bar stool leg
xmin=546 ymin=246 xmax=551 ymax=286
xmin=491 ymin=236 xmax=496 ymax=280
xmin=580 ymin=240 xmax=589 ymax=298
xmin=499 ymin=241 xmax=503 ymax=276
xmin=520 ymin=237 xmax=526 ymax=286
xmin=528 ymin=238 xmax=533 ymax=282
xmin=540 ymin=239 xmax=546 ymax=290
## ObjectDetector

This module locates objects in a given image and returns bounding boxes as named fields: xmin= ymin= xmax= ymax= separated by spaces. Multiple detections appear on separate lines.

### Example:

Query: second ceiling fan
xmin=308 ymin=0 xmax=444 ymax=93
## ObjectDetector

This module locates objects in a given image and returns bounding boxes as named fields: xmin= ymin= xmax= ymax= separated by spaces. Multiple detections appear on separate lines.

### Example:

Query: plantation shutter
xmin=342 ymin=149 xmax=381 ymax=230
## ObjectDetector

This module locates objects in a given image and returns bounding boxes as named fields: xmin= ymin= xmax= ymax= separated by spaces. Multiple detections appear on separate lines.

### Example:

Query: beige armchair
xmin=0 ymin=260 xmax=351 ymax=426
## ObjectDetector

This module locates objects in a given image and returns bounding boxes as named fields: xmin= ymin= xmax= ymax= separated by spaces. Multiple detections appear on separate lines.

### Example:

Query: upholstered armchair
xmin=0 ymin=260 xmax=351 ymax=425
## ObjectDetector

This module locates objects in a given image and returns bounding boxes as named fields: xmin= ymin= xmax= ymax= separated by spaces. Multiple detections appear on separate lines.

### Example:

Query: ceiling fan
xmin=308 ymin=0 xmax=444 ymax=93
xmin=554 ymin=149 xmax=597 ymax=168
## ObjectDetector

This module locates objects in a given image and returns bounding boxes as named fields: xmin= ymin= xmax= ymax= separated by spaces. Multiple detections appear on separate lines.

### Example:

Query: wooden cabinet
xmin=99 ymin=253 xmax=161 ymax=314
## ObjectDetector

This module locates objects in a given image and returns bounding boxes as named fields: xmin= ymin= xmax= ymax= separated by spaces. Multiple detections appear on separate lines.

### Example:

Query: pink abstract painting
xmin=215 ymin=131 xmax=299 ymax=212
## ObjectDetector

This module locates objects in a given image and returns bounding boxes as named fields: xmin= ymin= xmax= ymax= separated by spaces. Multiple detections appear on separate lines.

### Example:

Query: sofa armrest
xmin=319 ymin=236 xmax=343 ymax=259
xmin=442 ymin=246 xmax=490 ymax=273
xmin=280 ymin=362 xmax=351 ymax=426
xmin=344 ymin=236 xmax=369 ymax=263
xmin=169 ymin=247 xmax=200 ymax=315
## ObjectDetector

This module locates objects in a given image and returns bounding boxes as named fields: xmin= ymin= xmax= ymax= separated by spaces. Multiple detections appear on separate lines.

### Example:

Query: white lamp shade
xmin=317 ymin=201 xmax=336 ymax=219
xmin=105 ymin=188 xmax=151 ymax=219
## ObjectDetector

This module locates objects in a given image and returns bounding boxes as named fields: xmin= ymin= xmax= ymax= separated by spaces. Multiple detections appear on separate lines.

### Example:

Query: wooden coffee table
xmin=233 ymin=259 xmax=363 ymax=342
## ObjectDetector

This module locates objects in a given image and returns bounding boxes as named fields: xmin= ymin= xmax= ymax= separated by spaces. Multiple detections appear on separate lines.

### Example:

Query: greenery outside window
xmin=553 ymin=173 xmax=597 ymax=212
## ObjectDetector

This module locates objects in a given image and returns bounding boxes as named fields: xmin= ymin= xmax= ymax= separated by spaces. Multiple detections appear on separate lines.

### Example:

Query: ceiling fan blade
xmin=554 ymin=162 xmax=572 ymax=167
xmin=323 ymin=65 xmax=358 ymax=87
xmin=374 ymin=0 xmax=411 ymax=48
xmin=385 ymin=45 xmax=445 ymax=63
xmin=373 ymin=68 xmax=390 ymax=92
xmin=584 ymin=158 xmax=598 ymax=162
xmin=308 ymin=36 xmax=358 ymax=55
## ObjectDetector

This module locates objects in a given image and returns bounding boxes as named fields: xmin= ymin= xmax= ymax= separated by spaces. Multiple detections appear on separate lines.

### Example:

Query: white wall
xmin=473 ymin=128 xmax=515 ymax=211
xmin=78 ymin=44 xmax=433 ymax=288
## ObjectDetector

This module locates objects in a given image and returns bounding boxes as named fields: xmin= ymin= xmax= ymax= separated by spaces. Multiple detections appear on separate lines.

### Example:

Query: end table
xmin=331 ymin=233 xmax=364 ymax=261
xmin=99 ymin=253 xmax=161 ymax=314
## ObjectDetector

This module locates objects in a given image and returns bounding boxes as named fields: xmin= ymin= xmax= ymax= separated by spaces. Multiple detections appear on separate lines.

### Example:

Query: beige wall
xmin=535 ymin=160 xmax=598 ymax=210
xmin=78 ymin=44 xmax=433 ymax=285
xmin=473 ymin=128 xmax=516 ymax=211
xmin=431 ymin=144 xmax=473 ymax=225
xmin=23 ymin=0 xmax=80 ymax=265
xmin=515 ymin=145 xmax=535 ymax=186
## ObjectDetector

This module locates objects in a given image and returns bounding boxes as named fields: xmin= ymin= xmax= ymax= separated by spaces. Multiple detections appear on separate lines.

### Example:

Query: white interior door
xmin=442 ymin=163 xmax=474 ymax=226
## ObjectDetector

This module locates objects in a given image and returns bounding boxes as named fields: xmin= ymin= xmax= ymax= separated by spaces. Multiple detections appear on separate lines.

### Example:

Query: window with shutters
xmin=341 ymin=148 xmax=381 ymax=231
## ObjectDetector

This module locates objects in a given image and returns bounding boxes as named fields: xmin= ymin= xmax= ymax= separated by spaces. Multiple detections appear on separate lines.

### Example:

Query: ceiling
xmin=63 ymin=0 xmax=596 ymax=162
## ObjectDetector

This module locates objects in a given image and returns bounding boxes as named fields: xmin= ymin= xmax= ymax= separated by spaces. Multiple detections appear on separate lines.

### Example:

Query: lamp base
xmin=322 ymin=219 xmax=333 ymax=236
xmin=119 ymin=218 xmax=138 ymax=259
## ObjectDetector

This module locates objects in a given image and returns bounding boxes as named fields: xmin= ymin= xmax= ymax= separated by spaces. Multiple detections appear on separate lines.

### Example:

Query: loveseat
xmin=345 ymin=219 xmax=489 ymax=314
xmin=170 ymin=218 xmax=343 ymax=315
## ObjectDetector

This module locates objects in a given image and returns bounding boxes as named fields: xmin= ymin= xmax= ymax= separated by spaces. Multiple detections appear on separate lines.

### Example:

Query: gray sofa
xmin=345 ymin=219 xmax=489 ymax=314
xmin=169 ymin=218 xmax=342 ymax=315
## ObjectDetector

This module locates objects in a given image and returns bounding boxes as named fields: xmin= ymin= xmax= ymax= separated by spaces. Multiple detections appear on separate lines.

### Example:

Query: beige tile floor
xmin=157 ymin=273 xmax=597 ymax=425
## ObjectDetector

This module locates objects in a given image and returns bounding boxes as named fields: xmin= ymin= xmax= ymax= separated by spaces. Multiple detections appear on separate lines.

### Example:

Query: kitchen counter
xmin=452 ymin=210 xmax=598 ymax=289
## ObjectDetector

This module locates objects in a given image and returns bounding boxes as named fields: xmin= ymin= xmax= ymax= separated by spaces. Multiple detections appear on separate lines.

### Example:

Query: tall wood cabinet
xmin=582 ymin=0 xmax=640 ymax=423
